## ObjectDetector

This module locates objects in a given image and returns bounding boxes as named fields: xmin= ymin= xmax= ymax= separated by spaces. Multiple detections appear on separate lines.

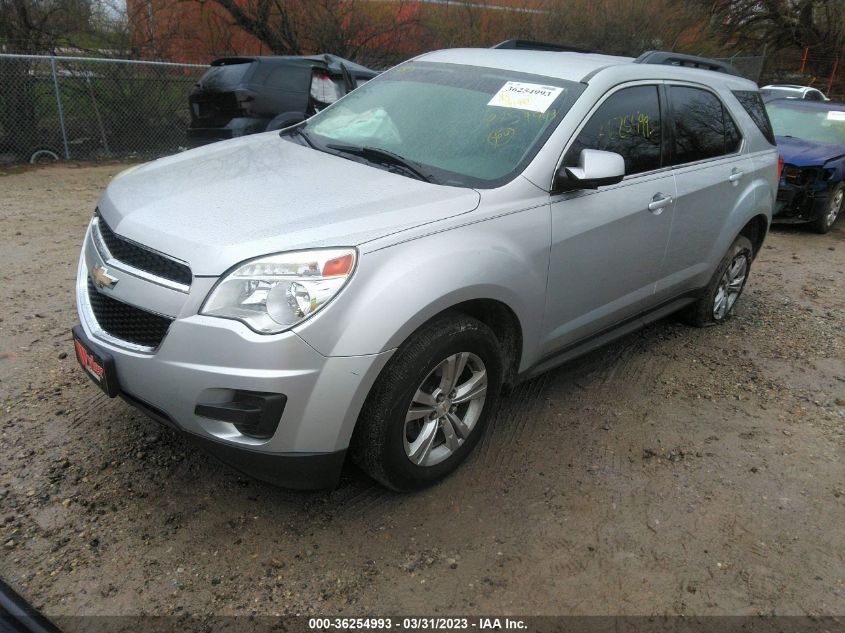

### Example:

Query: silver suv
xmin=73 ymin=46 xmax=778 ymax=491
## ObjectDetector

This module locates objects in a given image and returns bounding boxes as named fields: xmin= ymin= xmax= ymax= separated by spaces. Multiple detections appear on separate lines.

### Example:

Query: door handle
xmin=648 ymin=193 xmax=673 ymax=213
xmin=729 ymin=169 xmax=744 ymax=182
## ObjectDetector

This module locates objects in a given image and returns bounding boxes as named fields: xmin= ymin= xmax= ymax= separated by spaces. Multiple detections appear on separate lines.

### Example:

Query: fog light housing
xmin=195 ymin=390 xmax=286 ymax=439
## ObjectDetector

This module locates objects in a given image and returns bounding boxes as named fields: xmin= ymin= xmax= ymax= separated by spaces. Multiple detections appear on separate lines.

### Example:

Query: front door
xmin=542 ymin=84 xmax=675 ymax=356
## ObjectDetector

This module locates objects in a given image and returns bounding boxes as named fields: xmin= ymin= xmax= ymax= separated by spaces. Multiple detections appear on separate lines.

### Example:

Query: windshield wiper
xmin=283 ymin=125 xmax=316 ymax=149
xmin=326 ymin=143 xmax=433 ymax=183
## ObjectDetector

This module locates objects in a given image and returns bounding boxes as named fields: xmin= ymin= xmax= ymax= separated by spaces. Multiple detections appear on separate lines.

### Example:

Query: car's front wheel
xmin=351 ymin=314 xmax=502 ymax=491
xmin=812 ymin=183 xmax=844 ymax=234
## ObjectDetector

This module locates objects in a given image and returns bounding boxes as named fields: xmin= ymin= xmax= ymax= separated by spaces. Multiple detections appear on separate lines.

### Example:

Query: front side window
xmin=301 ymin=61 xmax=584 ymax=188
xmin=670 ymin=86 xmax=741 ymax=164
xmin=564 ymin=85 xmax=662 ymax=176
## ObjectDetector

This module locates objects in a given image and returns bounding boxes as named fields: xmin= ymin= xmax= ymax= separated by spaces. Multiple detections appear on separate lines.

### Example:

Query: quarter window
xmin=564 ymin=85 xmax=662 ymax=176
xmin=732 ymin=90 xmax=776 ymax=145
xmin=670 ymin=86 xmax=742 ymax=164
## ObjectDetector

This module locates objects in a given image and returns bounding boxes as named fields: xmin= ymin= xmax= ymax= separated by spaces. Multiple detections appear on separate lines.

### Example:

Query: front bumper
xmin=773 ymin=178 xmax=833 ymax=224
xmin=75 ymin=221 xmax=393 ymax=489
xmin=120 ymin=385 xmax=348 ymax=490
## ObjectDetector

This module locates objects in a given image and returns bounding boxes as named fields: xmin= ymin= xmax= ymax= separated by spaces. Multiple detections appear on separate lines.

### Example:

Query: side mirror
xmin=556 ymin=149 xmax=625 ymax=191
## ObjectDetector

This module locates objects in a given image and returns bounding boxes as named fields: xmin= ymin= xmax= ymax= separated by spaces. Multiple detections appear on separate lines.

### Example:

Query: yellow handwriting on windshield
xmin=488 ymin=127 xmax=516 ymax=147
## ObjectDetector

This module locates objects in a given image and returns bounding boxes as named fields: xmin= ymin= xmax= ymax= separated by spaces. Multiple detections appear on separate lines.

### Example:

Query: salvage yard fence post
xmin=48 ymin=56 xmax=71 ymax=160
xmin=0 ymin=53 xmax=208 ymax=165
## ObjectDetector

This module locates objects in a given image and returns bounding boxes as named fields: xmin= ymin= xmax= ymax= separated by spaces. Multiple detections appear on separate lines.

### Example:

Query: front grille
xmin=87 ymin=278 xmax=173 ymax=348
xmin=95 ymin=211 xmax=192 ymax=286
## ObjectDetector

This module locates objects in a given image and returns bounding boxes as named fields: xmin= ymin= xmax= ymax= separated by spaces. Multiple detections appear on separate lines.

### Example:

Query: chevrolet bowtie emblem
xmin=91 ymin=265 xmax=118 ymax=290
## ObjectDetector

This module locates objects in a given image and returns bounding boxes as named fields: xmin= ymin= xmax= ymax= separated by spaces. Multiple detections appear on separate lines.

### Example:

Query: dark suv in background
xmin=187 ymin=54 xmax=378 ymax=147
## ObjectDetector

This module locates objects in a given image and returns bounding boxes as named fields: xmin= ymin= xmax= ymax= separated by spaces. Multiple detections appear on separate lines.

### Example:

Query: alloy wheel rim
xmin=826 ymin=189 xmax=843 ymax=227
xmin=713 ymin=253 xmax=748 ymax=320
xmin=403 ymin=352 xmax=487 ymax=467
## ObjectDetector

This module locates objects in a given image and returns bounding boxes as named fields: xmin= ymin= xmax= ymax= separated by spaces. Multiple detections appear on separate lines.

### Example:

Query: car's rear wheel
xmin=812 ymin=183 xmax=844 ymax=234
xmin=351 ymin=313 xmax=502 ymax=491
xmin=681 ymin=235 xmax=753 ymax=327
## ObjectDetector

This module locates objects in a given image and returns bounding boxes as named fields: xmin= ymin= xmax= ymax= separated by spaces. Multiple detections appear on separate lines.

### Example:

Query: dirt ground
xmin=1 ymin=163 xmax=844 ymax=623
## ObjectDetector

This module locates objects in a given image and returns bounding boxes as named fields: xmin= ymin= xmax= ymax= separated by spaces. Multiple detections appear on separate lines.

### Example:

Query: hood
xmin=98 ymin=132 xmax=480 ymax=276
xmin=776 ymin=135 xmax=845 ymax=168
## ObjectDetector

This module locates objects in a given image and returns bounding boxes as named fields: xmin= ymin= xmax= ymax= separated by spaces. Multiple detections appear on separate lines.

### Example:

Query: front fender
xmin=294 ymin=204 xmax=552 ymax=372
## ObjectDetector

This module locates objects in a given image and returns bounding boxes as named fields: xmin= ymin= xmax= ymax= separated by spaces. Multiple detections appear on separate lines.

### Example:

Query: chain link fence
xmin=0 ymin=54 xmax=207 ymax=165
xmin=0 ymin=52 xmax=771 ymax=166
xmin=714 ymin=56 xmax=765 ymax=83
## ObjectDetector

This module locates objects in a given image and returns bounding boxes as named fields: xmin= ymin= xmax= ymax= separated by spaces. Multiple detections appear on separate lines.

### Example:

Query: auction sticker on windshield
xmin=827 ymin=111 xmax=845 ymax=122
xmin=488 ymin=81 xmax=563 ymax=112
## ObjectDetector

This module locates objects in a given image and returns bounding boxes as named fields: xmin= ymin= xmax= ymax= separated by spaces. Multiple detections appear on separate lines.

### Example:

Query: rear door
xmin=656 ymin=83 xmax=755 ymax=300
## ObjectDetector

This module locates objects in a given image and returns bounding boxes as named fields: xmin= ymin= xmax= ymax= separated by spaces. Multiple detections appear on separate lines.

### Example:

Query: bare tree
xmin=204 ymin=0 xmax=301 ymax=55
xmin=0 ymin=0 xmax=93 ymax=53
xmin=703 ymin=0 xmax=845 ymax=87
xmin=537 ymin=0 xmax=714 ymax=57
xmin=709 ymin=0 xmax=845 ymax=52
xmin=198 ymin=0 xmax=420 ymax=64
xmin=301 ymin=0 xmax=420 ymax=66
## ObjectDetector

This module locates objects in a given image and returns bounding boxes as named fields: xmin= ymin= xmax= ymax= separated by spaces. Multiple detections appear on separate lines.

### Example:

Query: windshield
xmin=766 ymin=102 xmax=845 ymax=145
xmin=300 ymin=61 xmax=583 ymax=187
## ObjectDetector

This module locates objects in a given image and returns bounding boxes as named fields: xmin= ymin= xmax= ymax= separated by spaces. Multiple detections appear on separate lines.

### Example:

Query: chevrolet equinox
xmin=73 ymin=46 xmax=778 ymax=490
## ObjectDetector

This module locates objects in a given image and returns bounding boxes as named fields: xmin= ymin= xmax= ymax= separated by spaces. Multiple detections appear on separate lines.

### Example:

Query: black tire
xmin=681 ymin=235 xmax=753 ymax=328
xmin=350 ymin=313 xmax=502 ymax=491
xmin=812 ymin=183 xmax=844 ymax=234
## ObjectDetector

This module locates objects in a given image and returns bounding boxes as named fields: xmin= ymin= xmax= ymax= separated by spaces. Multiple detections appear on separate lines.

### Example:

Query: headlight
xmin=201 ymin=248 xmax=356 ymax=334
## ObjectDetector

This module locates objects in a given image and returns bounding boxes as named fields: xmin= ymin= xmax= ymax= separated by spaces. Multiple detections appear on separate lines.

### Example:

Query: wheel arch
xmin=738 ymin=213 xmax=769 ymax=259
xmin=408 ymin=298 xmax=523 ymax=390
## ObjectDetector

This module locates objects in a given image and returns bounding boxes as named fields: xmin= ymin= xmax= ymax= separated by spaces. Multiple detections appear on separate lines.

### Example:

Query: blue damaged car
xmin=766 ymin=98 xmax=845 ymax=233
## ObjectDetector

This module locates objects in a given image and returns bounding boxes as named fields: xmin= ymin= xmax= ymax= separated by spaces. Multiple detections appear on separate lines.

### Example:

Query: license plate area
xmin=72 ymin=325 xmax=119 ymax=397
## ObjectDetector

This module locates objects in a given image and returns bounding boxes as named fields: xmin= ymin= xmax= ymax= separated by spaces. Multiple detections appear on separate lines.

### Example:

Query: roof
xmin=418 ymin=48 xmax=632 ymax=82
xmin=763 ymin=84 xmax=813 ymax=90
xmin=416 ymin=48 xmax=756 ymax=88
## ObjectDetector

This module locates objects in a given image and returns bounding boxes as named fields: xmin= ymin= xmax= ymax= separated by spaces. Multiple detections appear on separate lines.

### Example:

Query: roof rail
xmin=492 ymin=39 xmax=593 ymax=54
xmin=634 ymin=51 xmax=741 ymax=76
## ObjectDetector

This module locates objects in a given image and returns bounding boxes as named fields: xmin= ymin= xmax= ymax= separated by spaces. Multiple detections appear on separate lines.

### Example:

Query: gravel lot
xmin=1 ymin=163 xmax=844 ymax=624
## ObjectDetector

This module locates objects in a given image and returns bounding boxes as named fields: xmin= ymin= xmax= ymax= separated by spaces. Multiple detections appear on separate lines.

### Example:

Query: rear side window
xmin=670 ymin=86 xmax=741 ymax=164
xmin=732 ymin=90 xmax=776 ymax=145
xmin=199 ymin=62 xmax=253 ymax=90
xmin=565 ymin=85 xmax=662 ymax=175
xmin=725 ymin=112 xmax=742 ymax=154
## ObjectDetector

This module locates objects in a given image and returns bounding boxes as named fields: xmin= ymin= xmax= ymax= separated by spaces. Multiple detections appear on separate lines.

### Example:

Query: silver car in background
xmin=73 ymin=46 xmax=778 ymax=490
xmin=761 ymin=84 xmax=829 ymax=103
